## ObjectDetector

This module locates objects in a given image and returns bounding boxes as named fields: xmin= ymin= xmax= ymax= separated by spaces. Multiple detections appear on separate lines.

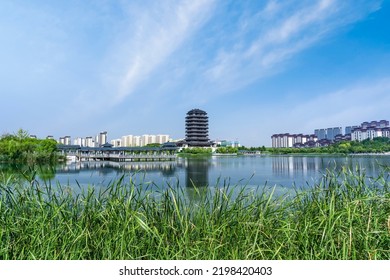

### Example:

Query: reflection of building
xmin=272 ymin=156 xmax=322 ymax=176
xmin=185 ymin=109 xmax=211 ymax=147
xmin=58 ymin=161 xmax=177 ymax=176
xmin=185 ymin=158 xmax=209 ymax=188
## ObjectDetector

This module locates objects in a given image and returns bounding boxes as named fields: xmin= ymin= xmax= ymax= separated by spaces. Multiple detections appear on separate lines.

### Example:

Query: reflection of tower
xmin=160 ymin=164 xmax=177 ymax=177
xmin=185 ymin=158 xmax=210 ymax=188
xmin=185 ymin=109 xmax=211 ymax=147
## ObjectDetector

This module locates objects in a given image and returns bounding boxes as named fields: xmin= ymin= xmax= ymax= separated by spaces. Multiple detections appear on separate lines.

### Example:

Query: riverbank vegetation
xmin=215 ymin=146 xmax=238 ymax=154
xmin=178 ymin=147 xmax=213 ymax=156
xmin=0 ymin=168 xmax=389 ymax=260
xmin=0 ymin=129 xmax=59 ymax=164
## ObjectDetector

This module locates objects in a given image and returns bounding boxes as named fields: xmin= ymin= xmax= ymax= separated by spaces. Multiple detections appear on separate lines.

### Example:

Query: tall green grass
xmin=0 ymin=168 xmax=389 ymax=260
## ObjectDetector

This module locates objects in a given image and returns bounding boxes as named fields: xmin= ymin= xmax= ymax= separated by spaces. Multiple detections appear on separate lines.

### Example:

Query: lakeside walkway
xmin=57 ymin=144 xmax=178 ymax=162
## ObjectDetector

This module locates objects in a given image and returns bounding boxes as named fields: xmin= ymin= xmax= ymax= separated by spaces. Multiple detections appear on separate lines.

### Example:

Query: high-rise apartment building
xmin=156 ymin=134 xmax=170 ymax=144
xmin=314 ymin=127 xmax=341 ymax=141
xmin=185 ymin=109 xmax=211 ymax=147
xmin=97 ymin=131 xmax=107 ymax=147
xmin=59 ymin=136 xmax=71 ymax=145
xmin=112 ymin=134 xmax=170 ymax=147
xmin=74 ymin=137 xmax=85 ymax=146
xmin=314 ymin=129 xmax=327 ymax=140
xmin=64 ymin=136 xmax=71 ymax=145
xmin=148 ymin=135 xmax=156 ymax=144
xmin=121 ymin=135 xmax=133 ymax=147
xmin=133 ymin=136 xmax=141 ymax=147
xmin=110 ymin=139 xmax=122 ymax=147
xmin=345 ymin=126 xmax=358 ymax=135
xmin=85 ymin=137 xmax=94 ymax=147
xmin=141 ymin=135 xmax=150 ymax=146
xmin=326 ymin=127 xmax=342 ymax=141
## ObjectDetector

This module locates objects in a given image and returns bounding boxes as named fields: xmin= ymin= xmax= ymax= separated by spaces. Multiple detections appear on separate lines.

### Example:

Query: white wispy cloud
xmin=199 ymin=0 xmax=381 ymax=98
xmin=87 ymin=0 xmax=381 ymax=108
xmin=108 ymin=0 xmax=216 ymax=104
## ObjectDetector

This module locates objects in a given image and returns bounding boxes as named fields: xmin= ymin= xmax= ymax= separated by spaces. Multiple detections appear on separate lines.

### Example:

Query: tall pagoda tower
xmin=185 ymin=109 xmax=211 ymax=147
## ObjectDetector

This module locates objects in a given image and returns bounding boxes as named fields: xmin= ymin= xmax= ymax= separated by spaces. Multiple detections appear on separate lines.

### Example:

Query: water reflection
xmin=271 ymin=155 xmax=389 ymax=178
xmin=183 ymin=158 xmax=210 ymax=188
xmin=1 ymin=156 xmax=389 ymax=194
xmin=272 ymin=156 xmax=323 ymax=177
xmin=57 ymin=161 xmax=177 ymax=177
xmin=0 ymin=163 xmax=56 ymax=181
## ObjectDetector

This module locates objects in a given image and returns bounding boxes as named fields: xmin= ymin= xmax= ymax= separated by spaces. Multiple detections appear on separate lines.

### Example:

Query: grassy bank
xmin=0 ymin=169 xmax=389 ymax=260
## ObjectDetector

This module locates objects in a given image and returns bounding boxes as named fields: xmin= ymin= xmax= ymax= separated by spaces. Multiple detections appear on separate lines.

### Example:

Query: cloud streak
xmin=198 ymin=0 xmax=381 ymax=98
xmin=109 ymin=0 xmax=216 ymax=104
xmin=90 ymin=0 xmax=381 ymax=108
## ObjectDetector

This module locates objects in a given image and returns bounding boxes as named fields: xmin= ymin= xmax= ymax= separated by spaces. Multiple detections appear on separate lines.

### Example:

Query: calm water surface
xmin=25 ymin=155 xmax=390 ymax=194
xmin=2 ymin=155 xmax=389 ymax=195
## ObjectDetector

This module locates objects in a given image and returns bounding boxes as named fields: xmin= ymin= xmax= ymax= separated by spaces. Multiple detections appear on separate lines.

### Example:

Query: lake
xmin=3 ymin=154 xmax=388 ymax=196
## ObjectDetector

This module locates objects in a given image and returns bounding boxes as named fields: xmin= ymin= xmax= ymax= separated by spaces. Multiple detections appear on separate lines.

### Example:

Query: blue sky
xmin=1 ymin=0 xmax=389 ymax=146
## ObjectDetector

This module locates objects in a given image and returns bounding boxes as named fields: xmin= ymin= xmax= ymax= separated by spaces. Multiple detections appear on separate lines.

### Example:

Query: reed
xmin=0 ymin=168 xmax=389 ymax=260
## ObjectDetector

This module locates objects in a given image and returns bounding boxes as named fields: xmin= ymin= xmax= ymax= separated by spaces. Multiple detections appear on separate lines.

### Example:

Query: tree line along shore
xmin=1 ymin=129 xmax=390 ymax=164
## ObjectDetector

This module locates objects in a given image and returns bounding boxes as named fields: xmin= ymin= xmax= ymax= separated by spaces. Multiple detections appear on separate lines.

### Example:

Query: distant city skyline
xmin=272 ymin=119 xmax=390 ymax=148
xmin=1 ymin=1 xmax=390 ymax=146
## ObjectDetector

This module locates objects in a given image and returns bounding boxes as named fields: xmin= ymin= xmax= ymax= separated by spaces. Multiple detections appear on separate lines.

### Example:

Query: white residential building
xmin=132 ymin=136 xmax=141 ymax=147
xmin=148 ymin=135 xmax=156 ymax=144
xmin=107 ymin=133 xmax=171 ymax=147
xmin=156 ymin=134 xmax=170 ymax=144
xmin=85 ymin=137 xmax=95 ymax=147
xmin=110 ymin=139 xmax=122 ymax=147
xmin=351 ymin=120 xmax=390 ymax=141
xmin=74 ymin=137 xmax=85 ymax=146
xmin=271 ymin=133 xmax=318 ymax=148
xmin=141 ymin=135 xmax=149 ymax=146
xmin=96 ymin=131 xmax=107 ymax=147
xmin=121 ymin=135 xmax=133 ymax=147
xmin=64 ymin=136 xmax=71 ymax=145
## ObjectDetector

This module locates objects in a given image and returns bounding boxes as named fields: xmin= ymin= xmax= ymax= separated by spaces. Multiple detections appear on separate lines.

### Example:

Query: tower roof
xmin=187 ymin=108 xmax=207 ymax=115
